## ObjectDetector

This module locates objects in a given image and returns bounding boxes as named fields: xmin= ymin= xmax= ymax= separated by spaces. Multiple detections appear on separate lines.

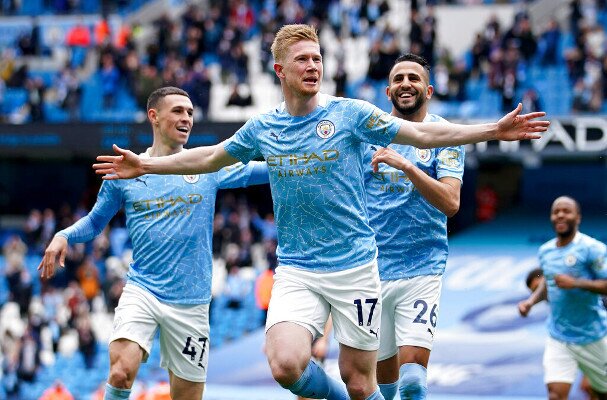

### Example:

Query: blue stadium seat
xmin=2 ymin=88 xmax=27 ymax=115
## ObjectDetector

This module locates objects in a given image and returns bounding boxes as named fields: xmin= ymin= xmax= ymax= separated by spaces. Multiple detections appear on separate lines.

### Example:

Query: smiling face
xmin=275 ymin=40 xmax=323 ymax=99
xmin=149 ymin=94 xmax=194 ymax=147
xmin=550 ymin=196 xmax=581 ymax=240
xmin=386 ymin=60 xmax=433 ymax=120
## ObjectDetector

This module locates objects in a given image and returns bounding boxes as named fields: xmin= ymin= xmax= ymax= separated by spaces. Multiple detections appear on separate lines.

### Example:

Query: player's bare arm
xmin=518 ymin=276 xmax=548 ymax=317
xmin=393 ymin=103 xmax=549 ymax=148
xmin=371 ymin=147 xmax=460 ymax=217
xmin=555 ymin=273 xmax=607 ymax=295
xmin=37 ymin=235 xmax=68 ymax=279
xmin=93 ymin=141 xmax=240 ymax=179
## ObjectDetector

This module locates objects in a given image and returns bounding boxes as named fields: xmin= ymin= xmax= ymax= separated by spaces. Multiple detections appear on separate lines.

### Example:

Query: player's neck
xmin=556 ymin=231 xmax=577 ymax=247
xmin=283 ymin=92 xmax=319 ymax=116
xmin=147 ymin=143 xmax=184 ymax=157
xmin=391 ymin=108 xmax=427 ymax=123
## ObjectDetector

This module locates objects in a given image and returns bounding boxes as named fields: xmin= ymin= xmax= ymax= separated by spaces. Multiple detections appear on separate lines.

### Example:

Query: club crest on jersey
xmin=183 ymin=174 xmax=200 ymax=184
xmin=565 ymin=254 xmax=577 ymax=267
xmin=416 ymin=149 xmax=431 ymax=162
xmin=316 ymin=120 xmax=335 ymax=139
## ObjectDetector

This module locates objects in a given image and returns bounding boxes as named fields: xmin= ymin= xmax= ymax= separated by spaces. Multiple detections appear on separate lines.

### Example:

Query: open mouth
xmin=177 ymin=126 xmax=189 ymax=133
xmin=303 ymin=77 xmax=318 ymax=85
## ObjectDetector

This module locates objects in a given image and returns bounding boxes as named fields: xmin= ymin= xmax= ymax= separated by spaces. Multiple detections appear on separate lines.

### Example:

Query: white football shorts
xmin=543 ymin=335 xmax=607 ymax=392
xmin=110 ymin=284 xmax=210 ymax=383
xmin=266 ymin=259 xmax=382 ymax=351
xmin=378 ymin=274 xmax=442 ymax=361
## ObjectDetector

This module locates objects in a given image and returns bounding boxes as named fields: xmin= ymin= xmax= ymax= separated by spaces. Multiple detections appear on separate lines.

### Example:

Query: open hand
xmin=496 ymin=103 xmax=550 ymax=141
xmin=37 ymin=235 xmax=68 ymax=279
xmin=93 ymin=144 xmax=144 ymax=180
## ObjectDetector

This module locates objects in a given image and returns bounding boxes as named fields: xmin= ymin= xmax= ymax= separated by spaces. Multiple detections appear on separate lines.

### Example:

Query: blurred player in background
xmin=38 ymin=87 xmax=269 ymax=400
xmin=365 ymin=53 xmax=464 ymax=400
xmin=518 ymin=196 xmax=607 ymax=400
xmin=523 ymin=268 xmax=604 ymax=400
xmin=92 ymin=24 xmax=548 ymax=400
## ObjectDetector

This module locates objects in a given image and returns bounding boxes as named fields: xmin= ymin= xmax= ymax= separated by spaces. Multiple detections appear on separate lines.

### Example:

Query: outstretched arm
xmin=555 ymin=274 xmax=607 ymax=295
xmin=393 ymin=104 xmax=549 ymax=148
xmin=93 ymin=141 xmax=240 ymax=180
xmin=518 ymin=276 xmax=547 ymax=317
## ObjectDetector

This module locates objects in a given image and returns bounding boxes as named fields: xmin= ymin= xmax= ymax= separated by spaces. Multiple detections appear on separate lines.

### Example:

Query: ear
xmin=385 ymin=84 xmax=390 ymax=99
xmin=274 ymin=63 xmax=285 ymax=79
xmin=148 ymin=108 xmax=158 ymax=126
xmin=426 ymin=84 xmax=434 ymax=100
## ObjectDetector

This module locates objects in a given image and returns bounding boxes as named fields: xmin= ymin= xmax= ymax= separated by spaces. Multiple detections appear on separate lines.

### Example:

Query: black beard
xmin=555 ymin=224 xmax=575 ymax=239
xmin=391 ymin=92 xmax=424 ymax=117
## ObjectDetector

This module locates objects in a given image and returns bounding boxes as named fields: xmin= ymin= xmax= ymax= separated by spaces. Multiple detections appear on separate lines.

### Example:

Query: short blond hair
xmin=271 ymin=24 xmax=319 ymax=63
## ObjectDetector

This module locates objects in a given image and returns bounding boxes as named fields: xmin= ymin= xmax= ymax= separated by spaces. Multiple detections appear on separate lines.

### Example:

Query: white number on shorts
xmin=353 ymin=298 xmax=378 ymax=326
xmin=412 ymin=300 xmax=438 ymax=328
xmin=182 ymin=336 xmax=208 ymax=368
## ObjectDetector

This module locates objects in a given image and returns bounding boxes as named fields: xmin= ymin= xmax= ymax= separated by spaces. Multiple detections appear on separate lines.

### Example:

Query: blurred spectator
xmin=254 ymin=266 xmax=275 ymax=323
xmin=224 ymin=265 xmax=248 ymax=310
xmin=99 ymin=52 xmax=120 ymax=109
xmin=76 ymin=256 xmax=100 ymax=306
xmin=521 ymin=88 xmax=542 ymax=113
xmin=134 ymin=65 xmax=162 ymax=110
xmin=251 ymin=212 xmax=277 ymax=242
xmin=54 ymin=66 xmax=82 ymax=121
xmin=75 ymin=314 xmax=97 ymax=369
xmin=25 ymin=77 xmax=45 ymax=122
xmin=1 ymin=330 xmax=20 ymax=399
xmin=16 ymin=328 xmax=39 ymax=383
xmin=229 ymin=42 xmax=250 ymax=83
xmin=0 ymin=49 xmax=15 ymax=84
xmin=65 ymin=21 xmax=91 ymax=68
xmin=449 ymin=58 xmax=469 ymax=101
xmin=184 ymin=60 xmax=212 ymax=118
xmin=502 ymin=15 xmax=537 ymax=64
xmin=501 ymin=70 xmax=516 ymax=112
xmin=433 ymin=63 xmax=450 ymax=101
xmin=24 ymin=209 xmax=42 ymax=249
xmin=570 ymin=0 xmax=583 ymax=40
xmin=39 ymin=380 xmax=74 ymax=400
xmin=94 ymin=18 xmax=111 ymax=48
xmin=226 ymin=82 xmax=253 ymax=107
xmin=17 ymin=30 xmax=37 ymax=56
xmin=537 ymin=19 xmax=562 ymax=66
xmin=475 ymin=184 xmax=498 ymax=222
xmin=230 ymin=0 xmax=255 ymax=38
xmin=6 ymin=64 xmax=27 ymax=88
xmin=41 ymin=208 xmax=56 ymax=247
xmin=420 ymin=14 xmax=437 ymax=66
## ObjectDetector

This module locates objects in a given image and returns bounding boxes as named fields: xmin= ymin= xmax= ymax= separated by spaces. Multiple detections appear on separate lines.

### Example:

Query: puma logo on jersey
xmin=135 ymin=177 xmax=148 ymax=187
xmin=369 ymin=328 xmax=379 ymax=338
xmin=270 ymin=132 xmax=279 ymax=141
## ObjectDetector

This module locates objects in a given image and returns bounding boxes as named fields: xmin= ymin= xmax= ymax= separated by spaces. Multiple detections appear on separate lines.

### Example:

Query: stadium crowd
xmin=0 ymin=0 xmax=605 ymax=123
xmin=0 ymin=191 xmax=277 ymax=399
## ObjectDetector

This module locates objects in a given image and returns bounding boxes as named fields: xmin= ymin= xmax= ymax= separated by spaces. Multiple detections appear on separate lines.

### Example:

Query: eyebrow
xmin=172 ymin=105 xmax=194 ymax=112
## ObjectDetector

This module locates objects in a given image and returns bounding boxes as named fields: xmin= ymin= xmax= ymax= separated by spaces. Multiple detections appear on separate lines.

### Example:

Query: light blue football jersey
xmin=224 ymin=94 xmax=402 ymax=272
xmin=364 ymin=114 xmax=465 ymax=280
xmin=539 ymin=232 xmax=607 ymax=344
xmin=57 ymin=160 xmax=268 ymax=305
